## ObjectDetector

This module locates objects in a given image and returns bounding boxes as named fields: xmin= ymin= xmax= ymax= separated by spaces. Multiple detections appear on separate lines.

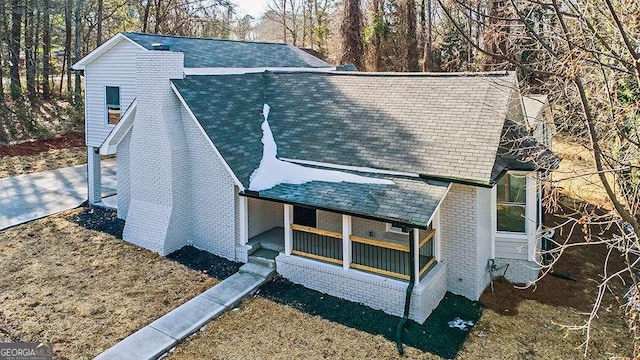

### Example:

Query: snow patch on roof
xmin=249 ymin=104 xmax=394 ymax=191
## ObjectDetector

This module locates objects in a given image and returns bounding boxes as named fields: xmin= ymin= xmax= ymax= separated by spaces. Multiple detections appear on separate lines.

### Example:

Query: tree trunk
xmin=64 ymin=0 xmax=72 ymax=95
xmin=282 ymin=0 xmax=287 ymax=43
xmin=340 ymin=0 xmax=363 ymax=70
xmin=9 ymin=0 xmax=22 ymax=100
xmin=25 ymin=0 xmax=36 ymax=103
xmin=96 ymin=0 xmax=102 ymax=46
xmin=74 ymin=0 xmax=81 ymax=105
xmin=0 ymin=0 xmax=7 ymax=99
xmin=142 ymin=0 xmax=151 ymax=33
xmin=421 ymin=0 xmax=432 ymax=71
xmin=373 ymin=0 xmax=382 ymax=71
xmin=42 ymin=0 xmax=51 ymax=100
xmin=406 ymin=0 xmax=419 ymax=71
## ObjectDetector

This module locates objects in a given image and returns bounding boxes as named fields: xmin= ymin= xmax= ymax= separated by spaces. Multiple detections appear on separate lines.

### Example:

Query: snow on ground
xmin=448 ymin=317 xmax=475 ymax=331
xmin=249 ymin=104 xmax=394 ymax=192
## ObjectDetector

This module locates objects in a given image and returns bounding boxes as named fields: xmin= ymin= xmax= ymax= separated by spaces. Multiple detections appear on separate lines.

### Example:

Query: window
xmin=293 ymin=206 xmax=316 ymax=227
xmin=106 ymin=86 xmax=121 ymax=125
xmin=496 ymin=173 xmax=527 ymax=233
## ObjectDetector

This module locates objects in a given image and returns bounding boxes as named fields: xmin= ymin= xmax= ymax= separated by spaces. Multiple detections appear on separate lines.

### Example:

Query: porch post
xmin=239 ymin=196 xmax=248 ymax=245
xmin=87 ymin=147 xmax=102 ymax=204
xmin=413 ymin=228 xmax=420 ymax=286
xmin=342 ymin=215 xmax=352 ymax=270
xmin=284 ymin=204 xmax=293 ymax=255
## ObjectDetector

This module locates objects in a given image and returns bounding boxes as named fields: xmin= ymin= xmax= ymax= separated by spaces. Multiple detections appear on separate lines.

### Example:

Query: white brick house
xmin=73 ymin=32 xmax=558 ymax=323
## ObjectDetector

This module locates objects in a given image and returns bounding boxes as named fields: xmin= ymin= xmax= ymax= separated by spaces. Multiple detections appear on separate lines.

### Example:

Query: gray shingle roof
xmin=172 ymin=71 xmax=520 ymax=188
xmin=122 ymin=32 xmax=332 ymax=68
xmin=257 ymin=175 xmax=450 ymax=228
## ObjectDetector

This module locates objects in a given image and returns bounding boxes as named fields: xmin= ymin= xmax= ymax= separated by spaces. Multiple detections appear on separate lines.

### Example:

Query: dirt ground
xmin=0 ymin=132 xmax=86 ymax=179
xmin=0 ymin=208 xmax=217 ymax=360
xmin=553 ymin=135 xmax=613 ymax=208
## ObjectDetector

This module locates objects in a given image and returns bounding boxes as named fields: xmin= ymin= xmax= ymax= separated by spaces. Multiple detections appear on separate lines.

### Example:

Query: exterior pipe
xmin=396 ymin=227 xmax=416 ymax=355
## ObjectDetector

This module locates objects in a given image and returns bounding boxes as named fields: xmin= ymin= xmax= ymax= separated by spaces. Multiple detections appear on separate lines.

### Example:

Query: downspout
xmin=396 ymin=227 xmax=416 ymax=355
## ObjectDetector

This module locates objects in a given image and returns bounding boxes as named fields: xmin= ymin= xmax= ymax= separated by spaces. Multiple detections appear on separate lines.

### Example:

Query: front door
xmin=293 ymin=206 xmax=317 ymax=227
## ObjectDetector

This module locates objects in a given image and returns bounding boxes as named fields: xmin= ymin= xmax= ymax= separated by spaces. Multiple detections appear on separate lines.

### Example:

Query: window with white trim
xmin=106 ymin=86 xmax=121 ymax=125
xmin=496 ymin=173 xmax=527 ymax=233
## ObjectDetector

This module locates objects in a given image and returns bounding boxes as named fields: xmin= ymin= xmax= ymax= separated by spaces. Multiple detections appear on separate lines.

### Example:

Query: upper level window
xmin=106 ymin=86 xmax=121 ymax=125
xmin=496 ymin=173 xmax=527 ymax=233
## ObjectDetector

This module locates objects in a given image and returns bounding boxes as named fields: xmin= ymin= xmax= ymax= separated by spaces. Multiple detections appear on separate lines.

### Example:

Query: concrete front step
xmin=240 ymin=262 xmax=276 ymax=277
xmin=248 ymin=256 xmax=276 ymax=268
xmin=95 ymin=263 xmax=276 ymax=360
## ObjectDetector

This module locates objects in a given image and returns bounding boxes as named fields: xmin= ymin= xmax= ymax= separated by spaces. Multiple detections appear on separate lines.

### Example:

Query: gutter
xmin=396 ymin=227 xmax=416 ymax=355
xmin=418 ymin=173 xmax=494 ymax=188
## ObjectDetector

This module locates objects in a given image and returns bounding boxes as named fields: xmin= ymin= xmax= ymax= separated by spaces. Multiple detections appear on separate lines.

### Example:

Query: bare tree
xmin=436 ymin=0 xmax=640 ymax=356
xmin=41 ymin=0 xmax=51 ymax=100
xmin=340 ymin=0 xmax=363 ymax=69
xmin=405 ymin=0 xmax=418 ymax=71
xmin=9 ymin=0 xmax=22 ymax=100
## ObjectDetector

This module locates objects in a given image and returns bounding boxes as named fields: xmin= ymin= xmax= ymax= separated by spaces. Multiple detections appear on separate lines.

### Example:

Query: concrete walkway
xmin=0 ymin=158 xmax=117 ymax=230
xmin=95 ymin=262 xmax=275 ymax=360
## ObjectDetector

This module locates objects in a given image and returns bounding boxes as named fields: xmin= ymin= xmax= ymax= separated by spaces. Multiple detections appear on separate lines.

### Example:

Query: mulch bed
xmin=258 ymin=276 xmax=484 ymax=359
xmin=68 ymin=206 xmax=125 ymax=239
xmin=0 ymin=132 xmax=84 ymax=157
xmin=68 ymin=207 xmax=243 ymax=281
xmin=167 ymin=246 xmax=242 ymax=281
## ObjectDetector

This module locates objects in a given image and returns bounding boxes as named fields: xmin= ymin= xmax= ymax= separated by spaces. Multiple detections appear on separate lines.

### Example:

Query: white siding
xmin=84 ymin=39 xmax=145 ymax=147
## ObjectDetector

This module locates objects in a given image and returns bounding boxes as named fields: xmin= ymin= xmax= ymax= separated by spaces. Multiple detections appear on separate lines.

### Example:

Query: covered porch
xmin=245 ymin=202 xmax=440 ymax=285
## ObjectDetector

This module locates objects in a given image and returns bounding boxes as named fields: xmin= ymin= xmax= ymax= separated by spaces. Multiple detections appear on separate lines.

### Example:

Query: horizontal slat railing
xmin=291 ymin=224 xmax=343 ymax=265
xmin=418 ymin=229 xmax=437 ymax=280
xmin=350 ymin=235 xmax=411 ymax=280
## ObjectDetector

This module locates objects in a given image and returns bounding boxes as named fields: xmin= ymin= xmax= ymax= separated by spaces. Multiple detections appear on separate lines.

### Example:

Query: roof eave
xmin=239 ymin=190 xmax=432 ymax=230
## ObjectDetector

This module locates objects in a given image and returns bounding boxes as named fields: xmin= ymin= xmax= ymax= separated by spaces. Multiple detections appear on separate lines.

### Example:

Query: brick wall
xmin=181 ymin=107 xmax=238 ymax=260
xmin=440 ymin=184 xmax=479 ymax=299
xmin=248 ymin=198 xmax=283 ymax=238
xmin=277 ymin=254 xmax=447 ymax=323
xmin=494 ymin=257 xmax=540 ymax=284
xmin=123 ymin=51 xmax=188 ymax=255
xmin=475 ymin=187 xmax=493 ymax=298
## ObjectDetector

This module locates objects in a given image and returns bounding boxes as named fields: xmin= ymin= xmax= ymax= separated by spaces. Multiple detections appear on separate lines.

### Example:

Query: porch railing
xmin=291 ymin=224 xmax=343 ymax=265
xmin=351 ymin=229 xmax=436 ymax=281
xmin=289 ymin=224 xmax=437 ymax=282
xmin=418 ymin=230 xmax=437 ymax=280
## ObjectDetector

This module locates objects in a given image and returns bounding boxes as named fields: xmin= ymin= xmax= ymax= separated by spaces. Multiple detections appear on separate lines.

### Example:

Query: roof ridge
xmin=122 ymin=31 xmax=289 ymax=46
xmin=265 ymin=70 xmax=512 ymax=77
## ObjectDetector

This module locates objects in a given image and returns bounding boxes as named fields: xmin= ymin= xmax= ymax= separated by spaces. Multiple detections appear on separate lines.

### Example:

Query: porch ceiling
xmin=243 ymin=174 xmax=450 ymax=229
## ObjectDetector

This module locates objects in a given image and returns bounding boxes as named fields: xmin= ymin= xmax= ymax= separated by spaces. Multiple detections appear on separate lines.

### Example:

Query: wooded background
xmin=0 ymin=0 xmax=559 ymax=103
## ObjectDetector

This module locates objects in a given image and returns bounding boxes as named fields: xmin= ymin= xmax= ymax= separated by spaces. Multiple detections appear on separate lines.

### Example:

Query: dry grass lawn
xmin=168 ymin=296 xmax=441 ymax=360
xmin=0 ymin=208 xmax=217 ymax=359
xmin=167 ymin=291 xmax=630 ymax=360
xmin=553 ymin=135 xmax=613 ymax=208
xmin=0 ymin=147 xmax=86 ymax=179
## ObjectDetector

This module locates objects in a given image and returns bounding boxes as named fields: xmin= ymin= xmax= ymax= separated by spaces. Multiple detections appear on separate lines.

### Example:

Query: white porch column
xmin=87 ymin=147 xmax=102 ymax=204
xmin=239 ymin=196 xmax=248 ymax=245
xmin=413 ymin=228 xmax=420 ymax=285
xmin=284 ymin=204 xmax=294 ymax=255
xmin=342 ymin=215 xmax=352 ymax=270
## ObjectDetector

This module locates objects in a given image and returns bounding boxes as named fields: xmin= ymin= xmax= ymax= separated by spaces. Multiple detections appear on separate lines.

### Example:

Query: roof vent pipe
xmin=151 ymin=42 xmax=170 ymax=51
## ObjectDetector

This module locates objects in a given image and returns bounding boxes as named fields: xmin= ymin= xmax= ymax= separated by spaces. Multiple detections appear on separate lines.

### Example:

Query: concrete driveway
xmin=0 ymin=158 xmax=117 ymax=230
